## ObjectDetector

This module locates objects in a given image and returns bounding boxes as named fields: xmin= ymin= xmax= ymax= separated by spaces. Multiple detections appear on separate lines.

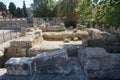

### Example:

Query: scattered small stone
xmin=73 ymin=29 xmax=78 ymax=33
xmin=73 ymin=37 xmax=79 ymax=41
xmin=64 ymin=38 xmax=70 ymax=43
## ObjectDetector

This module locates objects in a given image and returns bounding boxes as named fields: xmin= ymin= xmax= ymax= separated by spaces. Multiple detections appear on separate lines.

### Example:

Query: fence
xmin=0 ymin=30 xmax=20 ymax=44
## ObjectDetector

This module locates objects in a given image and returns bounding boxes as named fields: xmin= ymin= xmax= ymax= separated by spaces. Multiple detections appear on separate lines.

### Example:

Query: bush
xmin=64 ymin=20 xmax=77 ymax=28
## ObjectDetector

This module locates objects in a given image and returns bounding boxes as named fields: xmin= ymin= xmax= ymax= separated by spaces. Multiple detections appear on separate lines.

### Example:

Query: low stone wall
xmin=5 ymin=28 xmax=43 ymax=58
xmin=5 ymin=49 xmax=72 ymax=76
xmin=0 ymin=19 xmax=30 ymax=30
xmin=82 ymin=28 xmax=120 ymax=47
xmin=39 ymin=23 xmax=66 ymax=32
xmin=43 ymin=30 xmax=89 ymax=40
xmin=78 ymin=47 xmax=120 ymax=79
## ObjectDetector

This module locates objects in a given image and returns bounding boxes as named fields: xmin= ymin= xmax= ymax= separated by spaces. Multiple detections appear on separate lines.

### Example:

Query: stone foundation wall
xmin=82 ymin=28 xmax=120 ymax=53
xmin=0 ymin=19 xmax=31 ymax=30
xmin=5 ymin=28 xmax=43 ymax=58
xmin=5 ymin=49 xmax=72 ymax=76
xmin=78 ymin=47 xmax=120 ymax=79
xmin=39 ymin=23 xmax=66 ymax=32
xmin=43 ymin=30 xmax=89 ymax=40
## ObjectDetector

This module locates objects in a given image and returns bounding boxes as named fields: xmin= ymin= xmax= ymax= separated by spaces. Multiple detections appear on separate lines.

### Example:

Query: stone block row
xmin=5 ymin=49 xmax=71 ymax=75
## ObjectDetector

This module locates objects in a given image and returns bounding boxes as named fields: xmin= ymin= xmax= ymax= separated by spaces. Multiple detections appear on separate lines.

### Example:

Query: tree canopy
xmin=9 ymin=2 xmax=16 ymax=17
xmin=57 ymin=0 xmax=80 ymax=20
xmin=75 ymin=0 xmax=120 ymax=27
xmin=23 ymin=1 xmax=27 ymax=17
xmin=0 ymin=2 xmax=7 ymax=12
xmin=75 ymin=0 xmax=93 ymax=23
xmin=16 ymin=7 xmax=24 ymax=18
xmin=32 ymin=0 xmax=57 ymax=17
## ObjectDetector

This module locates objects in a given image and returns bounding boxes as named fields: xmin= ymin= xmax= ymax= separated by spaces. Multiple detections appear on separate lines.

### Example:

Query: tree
xmin=16 ymin=7 xmax=24 ymax=18
xmin=75 ymin=0 xmax=93 ymax=23
xmin=32 ymin=0 xmax=57 ymax=17
xmin=9 ymin=2 xmax=16 ymax=17
xmin=23 ymin=1 xmax=27 ymax=17
xmin=0 ymin=2 xmax=7 ymax=17
xmin=94 ymin=0 xmax=120 ymax=27
xmin=0 ymin=2 xmax=7 ymax=12
xmin=57 ymin=0 xmax=80 ymax=20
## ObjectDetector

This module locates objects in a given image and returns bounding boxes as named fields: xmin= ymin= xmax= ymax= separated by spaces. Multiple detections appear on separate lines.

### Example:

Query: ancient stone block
xmin=5 ymin=57 xmax=33 ymax=75
xmin=7 ymin=47 xmax=26 ymax=58
xmin=43 ymin=31 xmax=89 ymax=40
xmin=39 ymin=24 xmax=46 ymax=32
xmin=79 ymin=47 xmax=120 ymax=79
xmin=85 ymin=47 xmax=110 ymax=59
xmin=33 ymin=49 xmax=71 ymax=75
xmin=20 ymin=27 xmax=26 ymax=37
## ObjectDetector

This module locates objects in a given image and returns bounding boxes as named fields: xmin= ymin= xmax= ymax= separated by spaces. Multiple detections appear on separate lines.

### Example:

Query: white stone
xmin=5 ymin=57 xmax=33 ymax=75
xmin=0 ymin=50 xmax=3 ymax=57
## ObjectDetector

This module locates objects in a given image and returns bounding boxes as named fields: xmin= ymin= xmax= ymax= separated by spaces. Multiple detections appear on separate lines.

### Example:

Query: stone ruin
xmin=78 ymin=47 xmax=120 ymax=80
xmin=6 ymin=28 xmax=43 ymax=59
xmin=5 ymin=48 xmax=71 ymax=76
xmin=79 ymin=28 xmax=120 ymax=80
xmin=0 ymin=23 xmax=120 ymax=80
xmin=39 ymin=22 xmax=66 ymax=32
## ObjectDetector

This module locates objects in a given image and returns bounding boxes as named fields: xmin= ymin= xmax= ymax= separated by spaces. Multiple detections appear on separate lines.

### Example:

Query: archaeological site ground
xmin=0 ymin=1 xmax=120 ymax=80
xmin=0 ymin=18 xmax=120 ymax=80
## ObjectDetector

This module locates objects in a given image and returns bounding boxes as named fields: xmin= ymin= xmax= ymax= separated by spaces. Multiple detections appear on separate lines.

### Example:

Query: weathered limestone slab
xmin=78 ymin=47 xmax=120 ymax=79
xmin=5 ymin=57 xmax=33 ymax=75
xmin=33 ymin=49 xmax=71 ymax=74
xmin=7 ymin=47 xmax=26 ymax=58
xmin=27 ymin=41 xmax=82 ymax=57
xmin=39 ymin=23 xmax=65 ymax=32
xmin=43 ymin=30 xmax=89 ymax=40
xmin=11 ymin=30 xmax=43 ymax=48
xmin=27 ymin=41 xmax=63 ymax=57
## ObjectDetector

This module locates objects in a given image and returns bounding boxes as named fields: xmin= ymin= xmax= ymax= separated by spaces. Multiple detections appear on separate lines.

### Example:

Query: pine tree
xmin=23 ymin=1 xmax=27 ymax=17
